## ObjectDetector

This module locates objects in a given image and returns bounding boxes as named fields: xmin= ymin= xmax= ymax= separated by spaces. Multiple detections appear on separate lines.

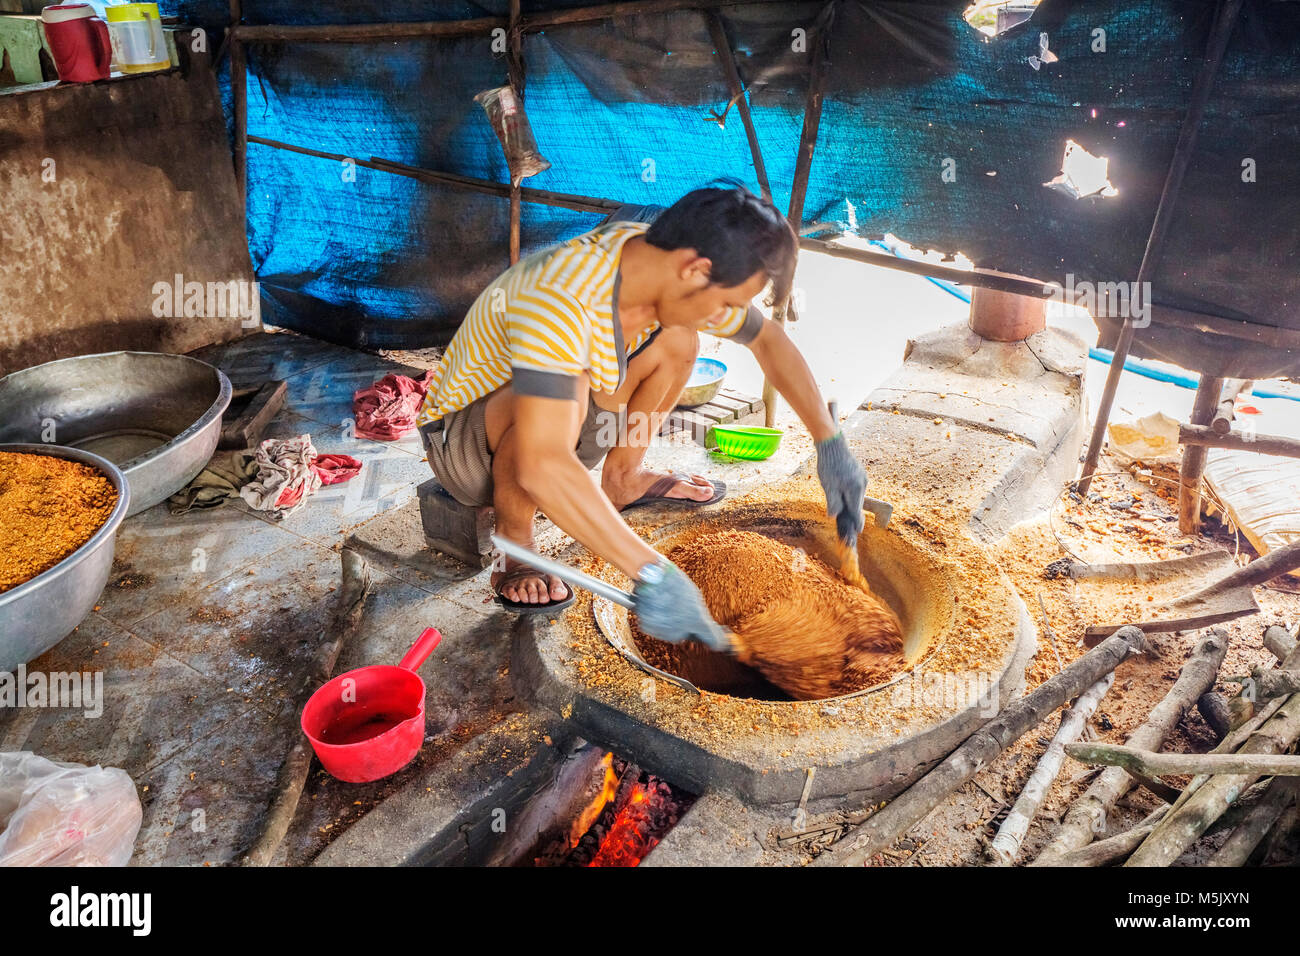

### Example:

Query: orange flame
xmin=568 ymin=753 xmax=617 ymax=847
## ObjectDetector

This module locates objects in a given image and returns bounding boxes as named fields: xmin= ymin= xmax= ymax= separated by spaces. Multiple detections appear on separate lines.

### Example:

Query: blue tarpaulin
xmin=163 ymin=0 xmax=1300 ymax=377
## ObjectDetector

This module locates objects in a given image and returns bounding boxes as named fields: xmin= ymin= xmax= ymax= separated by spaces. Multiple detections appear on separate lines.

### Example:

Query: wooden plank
xmin=219 ymin=379 xmax=287 ymax=449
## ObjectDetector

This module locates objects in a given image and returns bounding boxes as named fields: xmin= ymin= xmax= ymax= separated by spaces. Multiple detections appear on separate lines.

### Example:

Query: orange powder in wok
xmin=666 ymin=529 xmax=905 ymax=700
xmin=0 ymin=452 xmax=118 ymax=594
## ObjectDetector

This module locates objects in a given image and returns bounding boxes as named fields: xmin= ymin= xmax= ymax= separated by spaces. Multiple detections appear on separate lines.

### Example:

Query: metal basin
xmin=0 ymin=444 xmax=131 ymax=673
xmin=678 ymin=357 xmax=727 ymax=408
xmin=0 ymin=352 xmax=232 ymax=516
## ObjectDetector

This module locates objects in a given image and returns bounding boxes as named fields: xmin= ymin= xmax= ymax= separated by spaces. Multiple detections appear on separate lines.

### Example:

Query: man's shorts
xmin=419 ymin=394 xmax=609 ymax=507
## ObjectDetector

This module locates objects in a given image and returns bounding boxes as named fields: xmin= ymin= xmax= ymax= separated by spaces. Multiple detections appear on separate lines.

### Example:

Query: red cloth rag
xmin=310 ymin=453 xmax=363 ymax=485
xmin=352 ymin=370 xmax=435 ymax=441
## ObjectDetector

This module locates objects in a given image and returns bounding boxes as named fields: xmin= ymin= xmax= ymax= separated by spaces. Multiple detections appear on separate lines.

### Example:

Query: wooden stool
xmin=417 ymin=479 xmax=494 ymax=568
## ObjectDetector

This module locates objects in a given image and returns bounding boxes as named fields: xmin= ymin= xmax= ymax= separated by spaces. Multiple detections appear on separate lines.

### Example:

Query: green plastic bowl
xmin=706 ymin=425 xmax=783 ymax=460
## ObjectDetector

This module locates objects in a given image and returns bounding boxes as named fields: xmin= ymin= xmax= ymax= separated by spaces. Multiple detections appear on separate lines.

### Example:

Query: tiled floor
xmin=0 ymin=331 xmax=500 ymax=865
xmin=1 ymin=327 xmax=831 ymax=865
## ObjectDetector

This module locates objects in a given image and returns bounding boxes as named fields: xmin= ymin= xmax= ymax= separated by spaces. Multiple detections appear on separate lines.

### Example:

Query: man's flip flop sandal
xmin=620 ymin=473 xmax=727 ymax=512
xmin=493 ymin=564 xmax=577 ymax=614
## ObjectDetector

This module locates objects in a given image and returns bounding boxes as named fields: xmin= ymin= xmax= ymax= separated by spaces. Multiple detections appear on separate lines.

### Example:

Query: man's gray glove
xmin=816 ymin=431 xmax=867 ymax=547
xmin=632 ymin=560 xmax=731 ymax=651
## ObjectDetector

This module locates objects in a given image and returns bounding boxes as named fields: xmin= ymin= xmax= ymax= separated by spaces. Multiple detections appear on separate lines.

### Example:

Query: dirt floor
xmin=847 ymin=454 xmax=1299 ymax=867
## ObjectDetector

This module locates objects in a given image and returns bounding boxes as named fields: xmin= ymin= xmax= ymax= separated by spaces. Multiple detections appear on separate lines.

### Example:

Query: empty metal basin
xmin=0 ymin=352 xmax=232 ymax=515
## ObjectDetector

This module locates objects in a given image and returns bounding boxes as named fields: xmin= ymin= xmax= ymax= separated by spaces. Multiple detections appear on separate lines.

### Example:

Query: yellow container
xmin=106 ymin=3 xmax=169 ymax=74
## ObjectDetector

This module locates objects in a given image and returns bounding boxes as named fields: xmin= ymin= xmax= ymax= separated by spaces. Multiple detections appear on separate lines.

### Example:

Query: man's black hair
xmin=644 ymin=182 xmax=797 ymax=298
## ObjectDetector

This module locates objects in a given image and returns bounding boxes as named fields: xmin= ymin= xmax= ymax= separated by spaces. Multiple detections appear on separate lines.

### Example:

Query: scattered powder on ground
xmin=0 ymin=452 xmax=118 ymax=593
xmin=647 ymin=529 xmax=904 ymax=700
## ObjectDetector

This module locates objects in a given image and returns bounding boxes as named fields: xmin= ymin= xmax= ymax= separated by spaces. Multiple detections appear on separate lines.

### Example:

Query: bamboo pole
xmin=1179 ymin=374 xmax=1225 ymax=534
xmin=1178 ymin=423 xmax=1300 ymax=459
xmin=1077 ymin=0 xmax=1245 ymax=495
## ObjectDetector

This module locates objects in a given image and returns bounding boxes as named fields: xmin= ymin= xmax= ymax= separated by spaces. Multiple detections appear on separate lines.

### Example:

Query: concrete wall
xmin=0 ymin=47 xmax=253 ymax=375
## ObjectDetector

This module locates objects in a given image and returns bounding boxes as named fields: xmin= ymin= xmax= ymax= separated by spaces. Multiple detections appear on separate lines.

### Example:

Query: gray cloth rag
xmin=167 ymin=450 xmax=259 ymax=514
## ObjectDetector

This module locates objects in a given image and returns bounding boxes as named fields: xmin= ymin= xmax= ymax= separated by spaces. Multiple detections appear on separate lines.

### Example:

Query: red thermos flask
xmin=41 ymin=4 xmax=112 ymax=83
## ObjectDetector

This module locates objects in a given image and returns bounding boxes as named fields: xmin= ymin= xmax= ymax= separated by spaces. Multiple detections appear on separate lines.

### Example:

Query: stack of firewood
xmin=809 ymin=621 xmax=1299 ymax=867
xmin=1033 ymin=622 xmax=1300 ymax=867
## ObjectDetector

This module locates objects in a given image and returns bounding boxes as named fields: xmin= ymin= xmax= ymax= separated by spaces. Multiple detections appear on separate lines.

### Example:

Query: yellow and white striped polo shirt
xmin=415 ymin=221 xmax=763 ymax=426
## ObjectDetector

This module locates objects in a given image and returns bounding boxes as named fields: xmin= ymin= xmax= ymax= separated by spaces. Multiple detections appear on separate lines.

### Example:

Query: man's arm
xmin=508 ymin=380 xmax=730 ymax=650
xmin=745 ymin=318 xmax=837 ymax=440
xmin=511 ymin=379 xmax=660 ymax=579
xmin=745 ymin=317 xmax=868 ymax=546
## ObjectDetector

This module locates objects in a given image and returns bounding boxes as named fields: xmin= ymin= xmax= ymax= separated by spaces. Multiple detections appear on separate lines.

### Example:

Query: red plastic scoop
xmin=301 ymin=627 xmax=442 ymax=783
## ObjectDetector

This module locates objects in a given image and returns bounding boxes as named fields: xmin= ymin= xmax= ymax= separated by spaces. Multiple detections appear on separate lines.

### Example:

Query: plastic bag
xmin=1107 ymin=412 xmax=1181 ymax=468
xmin=475 ymin=85 xmax=551 ymax=187
xmin=0 ymin=751 xmax=142 ymax=866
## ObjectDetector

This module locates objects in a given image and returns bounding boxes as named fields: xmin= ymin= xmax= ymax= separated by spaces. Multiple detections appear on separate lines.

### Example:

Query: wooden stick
xmin=813 ymin=626 xmax=1151 ymax=867
xmin=230 ymin=0 xmax=786 ymax=43
xmin=1033 ymin=629 xmax=1227 ymax=866
xmin=1044 ymin=806 xmax=1168 ymax=867
xmin=1126 ymin=646 xmax=1300 ymax=866
xmin=1042 ymin=783 xmax=1267 ymax=867
xmin=229 ymin=0 xmax=246 ymax=209
xmin=1077 ymin=0 xmax=1245 ymax=495
xmin=1179 ymin=423 xmax=1300 ymax=459
xmin=799 ymin=237 xmax=1050 ymax=297
xmin=1179 ymin=374 xmax=1225 ymax=534
xmin=1247 ymin=666 xmax=1300 ymax=700
xmin=1211 ymin=379 xmax=1251 ymax=436
xmin=705 ymin=12 xmax=771 ymax=202
xmin=242 ymin=137 xmax=1098 ymax=300
xmin=507 ymin=0 xmax=524 ymax=266
xmin=1179 ymin=538 xmax=1300 ymax=605
xmin=1197 ymin=691 xmax=1233 ymax=740
xmin=986 ymin=674 xmax=1113 ymax=865
xmin=1264 ymin=624 xmax=1298 ymax=662
xmin=763 ymin=5 xmax=829 ymax=427
xmin=241 ymin=548 xmax=372 ymax=866
xmin=1254 ymin=790 xmax=1299 ymax=865
xmin=1207 ymin=777 xmax=1299 ymax=866
xmin=1066 ymin=742 xmax=1300 ymax=778
xmin=244 ymin=135 xmax=621 ymax=213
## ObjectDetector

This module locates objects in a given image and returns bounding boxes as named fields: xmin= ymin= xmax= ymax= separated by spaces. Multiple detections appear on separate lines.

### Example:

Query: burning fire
xmin=587 ymin=784 xmax=656 ymax=867
xmin=568 ymin=753 xmax=617 ymax=846
xmin=542 ymin=754 xmax=694 ymax=867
